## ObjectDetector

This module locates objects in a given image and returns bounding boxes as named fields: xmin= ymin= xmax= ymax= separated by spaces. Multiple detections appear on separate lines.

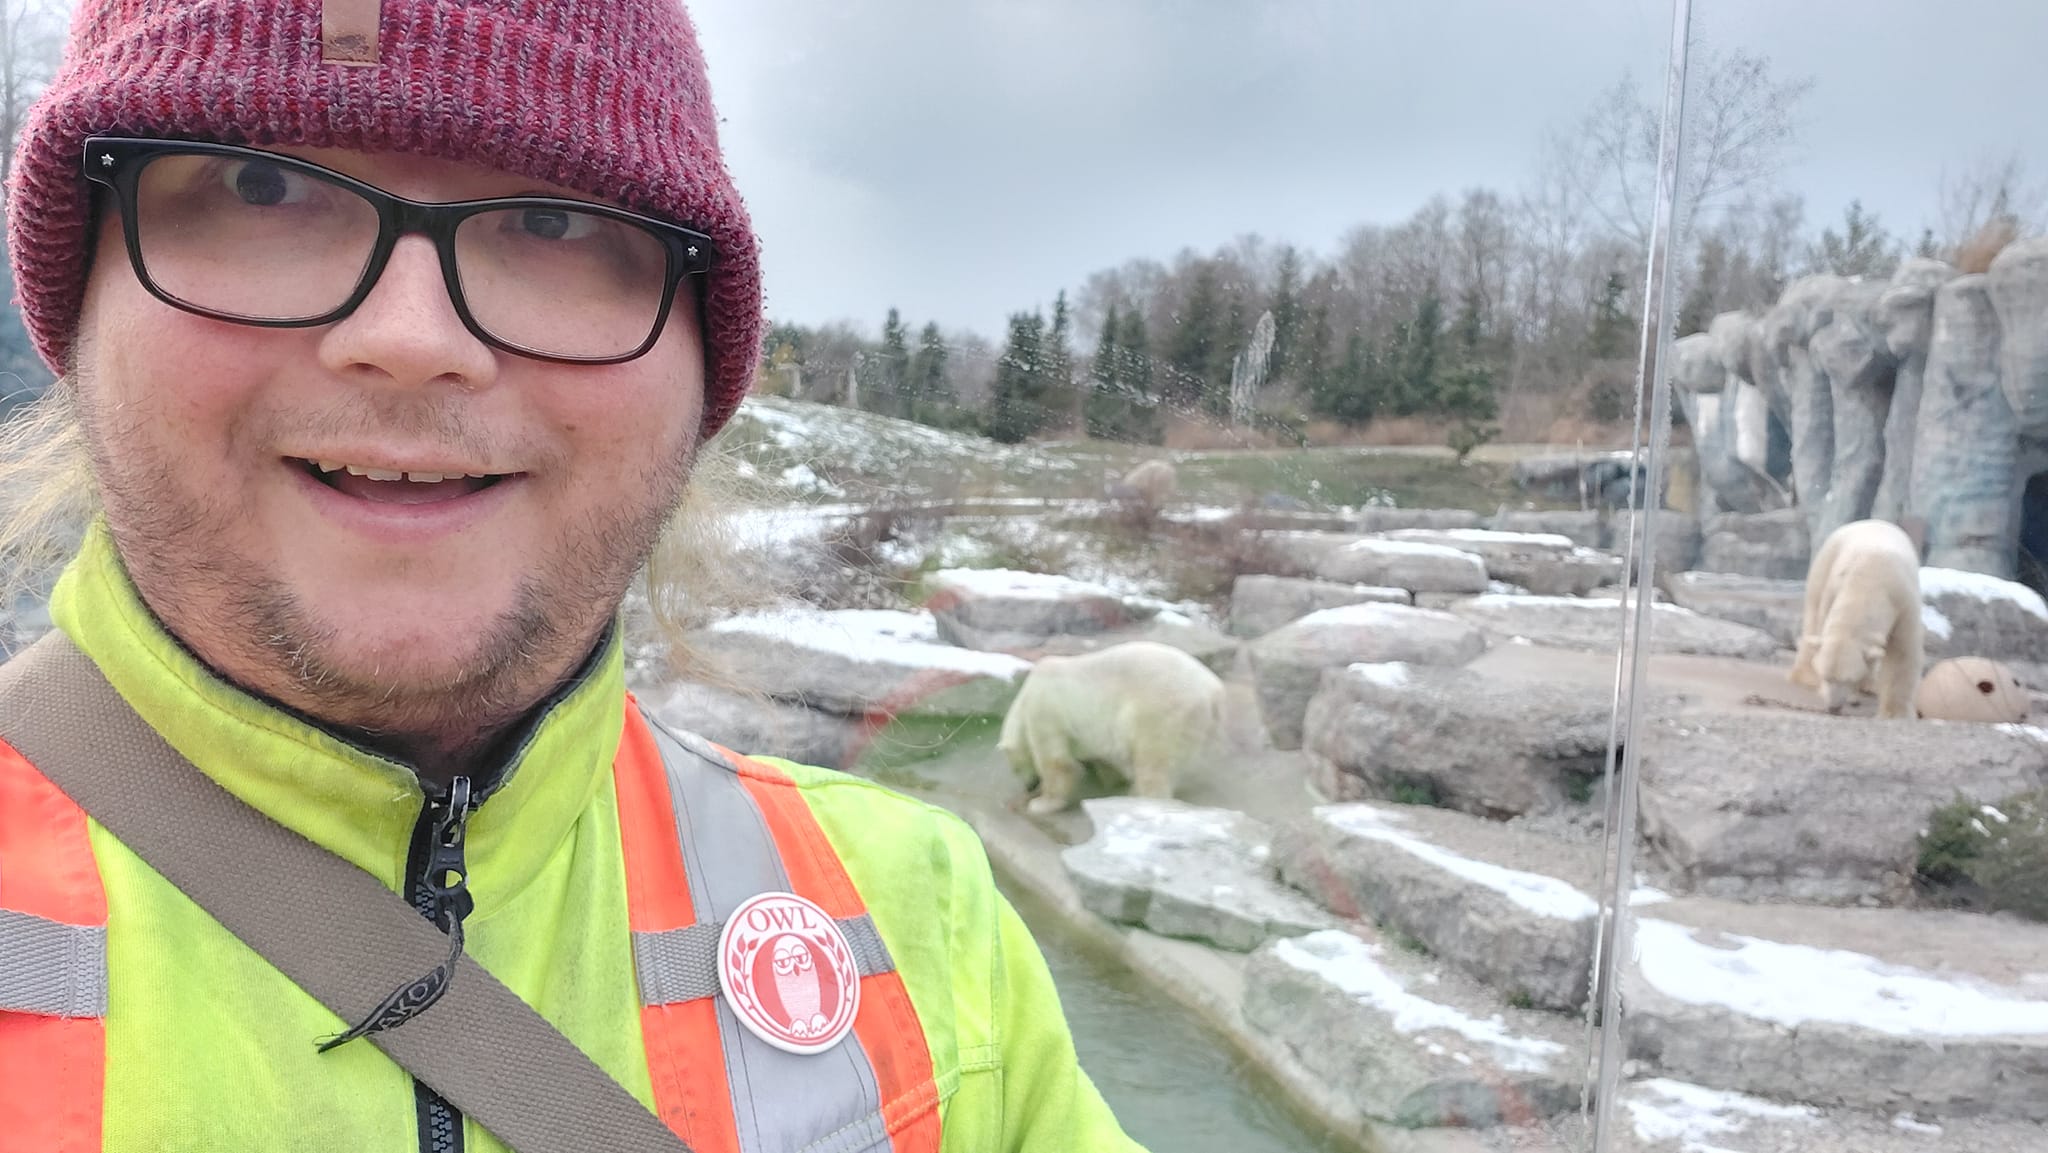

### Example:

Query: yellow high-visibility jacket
xmin=0 ymin=524 xmax=1145 ymax=1153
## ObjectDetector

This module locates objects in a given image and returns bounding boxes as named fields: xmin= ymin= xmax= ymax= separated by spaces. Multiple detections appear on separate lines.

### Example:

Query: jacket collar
xmin=48 ymin=521 xmax=627 ymax=919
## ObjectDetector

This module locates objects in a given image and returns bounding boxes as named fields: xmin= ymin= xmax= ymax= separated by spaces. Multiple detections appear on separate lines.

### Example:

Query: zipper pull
xmin=316 ymin=775 xmax=476 ymax=1054
xmin=423 ymin=775 xmax=474 ymax=926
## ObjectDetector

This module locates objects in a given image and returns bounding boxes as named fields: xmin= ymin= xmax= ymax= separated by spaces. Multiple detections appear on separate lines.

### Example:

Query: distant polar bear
xmin=1000 ymin=641 xmax=1225 ymax=814
xmin=1788 ymin=519 xmax=1924 ymax=718
xmin=1108 ymin=458 xmax=1177 ymax=507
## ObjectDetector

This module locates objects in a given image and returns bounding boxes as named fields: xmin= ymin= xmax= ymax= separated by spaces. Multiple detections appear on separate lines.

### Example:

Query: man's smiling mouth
xmin=294 ymin=458 xmax=516 ymax=505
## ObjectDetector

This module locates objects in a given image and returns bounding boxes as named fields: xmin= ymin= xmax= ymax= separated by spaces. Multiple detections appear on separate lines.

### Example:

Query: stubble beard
xmin=77 ymin=378 xmax=696 ymax=772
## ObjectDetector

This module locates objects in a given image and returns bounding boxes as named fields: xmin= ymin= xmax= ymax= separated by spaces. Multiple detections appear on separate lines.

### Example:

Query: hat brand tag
xmin=717 ymin=892 xmax=861 ymax=1055
xmin=321 ymin=0 xmax=382 ymax=66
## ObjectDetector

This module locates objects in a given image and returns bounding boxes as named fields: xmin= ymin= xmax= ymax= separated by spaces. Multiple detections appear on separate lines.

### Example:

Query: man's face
xmin=73 ymin=146 xmax=705 ymax=754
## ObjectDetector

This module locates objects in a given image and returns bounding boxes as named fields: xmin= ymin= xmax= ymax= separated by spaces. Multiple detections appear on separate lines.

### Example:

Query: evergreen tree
xmin=1678 ymin=237 xmax=1727 ymax=337
xmin=878 ymin=308 xmax=910 ymax=417
xmin=1045 ymin=290 xmax=1077 ymax=432
xmin=1385 ymin=291 xmax=1444 ymax=416
xmin=1269 ymin=246 xmax=1303 ymax=383
xmin=1085 ymin=303 xmax=1125 ymax=440
xmin=1118 ymin=309 xmax=1162 ymax=443
xmin=1588 ymin=272 xmax=1631 ymax=361
xmin=1302 ymin=292 xmax=1335 ymax=409
xmin=1809 ymin=200 xmax=1901 ymax=279
xmin=908 ymin=321 xmax=952 ymax=425
xmin=986 ymin=310 xmax=1048 ymax=444
xmin=1165 ymin=263 xmax=1221 ymax=407
xmin=1210 ymin=293 xmax=1249 ymax=418
xmin=1916 ymin=228 xmax=1939 ymax=260
xmin=1310 ymin=328 xmax=1378 ymax=425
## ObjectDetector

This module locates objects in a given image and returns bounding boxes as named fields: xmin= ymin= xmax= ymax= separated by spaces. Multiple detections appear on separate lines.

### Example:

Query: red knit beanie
xmin=6 ymin=0 xmax=762 ymax=437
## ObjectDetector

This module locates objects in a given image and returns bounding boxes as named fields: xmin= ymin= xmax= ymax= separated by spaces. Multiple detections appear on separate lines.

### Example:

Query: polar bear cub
xmin=999 ymin=640 xmax=1226 ymax=814
xmin=1788 ymin=518 xmax=1924 ymax=718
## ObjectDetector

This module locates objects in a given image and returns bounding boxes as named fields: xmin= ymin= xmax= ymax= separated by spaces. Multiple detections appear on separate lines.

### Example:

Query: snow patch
xmin=926 ymin=567 xmax=1120 ymax=602
xmin=1629 ymin=886 xmax=1674 ymax=907
xmin=1272 ymin=931 xmax=1565 ymax=1072
xmin=1996 ymin=723 xmax=2048 ymax=743
xmin=1623 ymin=1079 xmax=1817 ymax=1153
xmin=1337 ymin=538 xmax=1482 ymax=561
xmin=1348 ymin=662 xmax=1410 ymax=689
xmin=1296 ymin=602 xmax=1450 ymax=628
xmin=1419 ymin=529 xmax=1575 ymax=548
xmin=1634 ymin=918 xmax=2048 ymax=1036
xmin=1892 ymin=1114 xmax=1944 ymax=1135
xmin=1092 ymin=804 xmax=1247 ymax=861
xmin=1316 ymin=805 xmax=1599 ymax=921
xmin=1921 ymin=603 xmax=1953 ymax=640
xmin=1920 ymin=567 xmax=2048 ymax=621
xmin=708 ymin=608 xmax=1031 ymax=679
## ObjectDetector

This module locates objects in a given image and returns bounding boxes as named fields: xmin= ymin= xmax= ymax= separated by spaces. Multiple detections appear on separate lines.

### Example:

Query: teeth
xmin=310 ymin=459 xmax=496 ymax=482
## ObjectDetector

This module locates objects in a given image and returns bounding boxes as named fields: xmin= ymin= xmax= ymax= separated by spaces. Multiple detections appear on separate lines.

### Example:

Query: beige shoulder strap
xmin=0 ymin=633 xmax=692 ymax=1153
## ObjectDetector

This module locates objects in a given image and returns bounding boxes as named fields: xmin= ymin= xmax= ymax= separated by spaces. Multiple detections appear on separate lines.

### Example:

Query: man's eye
xmin=224 ymin=160 xmax=312 ymax=207
xmin=518 ymin=207 xmax=597 ymax=241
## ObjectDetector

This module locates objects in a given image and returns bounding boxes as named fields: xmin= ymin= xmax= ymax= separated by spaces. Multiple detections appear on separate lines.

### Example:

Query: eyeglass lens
xmin=131 ymin=152 xmax=675 ymax=360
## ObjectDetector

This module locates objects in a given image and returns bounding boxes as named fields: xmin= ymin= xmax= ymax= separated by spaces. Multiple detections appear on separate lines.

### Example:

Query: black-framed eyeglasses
xmin=81 ymin=136 xmax=717 ymax=365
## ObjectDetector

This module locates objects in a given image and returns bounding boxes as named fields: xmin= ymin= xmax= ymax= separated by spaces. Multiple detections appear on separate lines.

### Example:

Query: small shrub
xmin=1446 ymin=418 xmax=1499 ymax=463
xmin=1917 ymin=789 xmax=2048 ymax=921
xmin=1506 ymin=990 xmax=1536 ymax=1011
xmin=1387 ymin=927 xmax=1432 ymax=956
xmin=1388 ymin=778 xmax=1442 ymax=807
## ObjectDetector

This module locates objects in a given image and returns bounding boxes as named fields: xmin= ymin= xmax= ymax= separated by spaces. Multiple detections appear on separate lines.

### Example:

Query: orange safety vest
xmin=0 ymin=704 xmax=943 ymax=1152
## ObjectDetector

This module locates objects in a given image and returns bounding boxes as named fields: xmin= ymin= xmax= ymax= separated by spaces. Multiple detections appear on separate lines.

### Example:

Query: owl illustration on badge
xmin=718 ymin=891 xmax=860 ymax=1054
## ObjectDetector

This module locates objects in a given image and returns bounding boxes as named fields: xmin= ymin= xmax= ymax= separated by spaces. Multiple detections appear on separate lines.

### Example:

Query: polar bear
xmin=1788 ymin=519 xmax=1924 ymax=718
xmin=999 ymin=640 xmax=1226 ymax=814
xmin=1107 ymin=458 xmax=1177 ymax=507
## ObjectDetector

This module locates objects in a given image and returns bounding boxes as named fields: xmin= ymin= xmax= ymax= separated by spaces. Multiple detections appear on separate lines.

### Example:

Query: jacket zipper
xmin=406 ymin=775 xmax=476 ymax=1153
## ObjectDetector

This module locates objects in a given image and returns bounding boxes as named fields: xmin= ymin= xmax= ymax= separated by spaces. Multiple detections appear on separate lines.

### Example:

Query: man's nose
xmin=316 ymin=234 xmax=497 ymax=390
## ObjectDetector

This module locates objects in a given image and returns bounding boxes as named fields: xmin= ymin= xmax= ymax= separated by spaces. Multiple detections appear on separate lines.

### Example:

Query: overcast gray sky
xmin=689 ymin=0 xmax=2048 ymax=339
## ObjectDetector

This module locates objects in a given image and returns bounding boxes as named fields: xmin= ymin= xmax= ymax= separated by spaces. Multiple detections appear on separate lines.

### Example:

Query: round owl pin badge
xmin=718 ymin=891 xmax=861 ymax=1054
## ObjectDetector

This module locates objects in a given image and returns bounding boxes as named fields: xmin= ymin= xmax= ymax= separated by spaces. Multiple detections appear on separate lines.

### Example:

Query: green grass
xmin=719 ymin=397 xmax=1557 ymax=513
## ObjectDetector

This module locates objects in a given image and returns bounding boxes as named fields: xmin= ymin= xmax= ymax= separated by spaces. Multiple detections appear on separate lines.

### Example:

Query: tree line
xmin=756 ymin=48 xmax=2045 ymax=451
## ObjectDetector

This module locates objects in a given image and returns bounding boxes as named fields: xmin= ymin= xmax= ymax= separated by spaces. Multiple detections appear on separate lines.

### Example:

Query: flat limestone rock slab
xmin=1449 ymin=594 xmax=1780 ymax=659
xmin=1625 ymin=897 xmax=2048 ymax=1120
xmin=689 ymin=607 xmax=1030 ymax=719
xmin=1249 ymin=603 xmax=1488 ymax=749
xmin=1244 ymin=928 xmax=1582 ymax=1129
xmin=1060 ymin=797 xmax=1335 ymax=951
xmin=1301 ymin=662 xmax=1644 ymax=819
xmin=923 ymin=567 xmax=1144 ymax=641
xmin=1277 ymin=803 xmax=1603 ymax=1012
xmin=1637 ymin=711 xmax=2048 ymax=903
xmin=1382 ymin=529 xmax=1622 ymax=596
xmin=1229 ymin=574 xmax=1412 ymax=638
xmin=644 ymin=679 xmax=869 ymax=770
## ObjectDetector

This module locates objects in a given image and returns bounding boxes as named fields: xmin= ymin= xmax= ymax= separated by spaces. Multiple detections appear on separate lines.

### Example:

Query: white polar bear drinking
xmin=1789 ymin=518 xmax=1926 ymax=719
xmin=999 ymin=640 xmax=1226 ymax=814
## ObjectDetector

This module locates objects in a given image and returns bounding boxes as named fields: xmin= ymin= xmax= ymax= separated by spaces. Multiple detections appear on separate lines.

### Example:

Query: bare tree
xmin=1571 ymin=46 xmax=1813 ymax=255
xmin=1934 ymin=152 xmax=2047 ymax=256
xmin=0 ymin=0 xmax=66 ymax=194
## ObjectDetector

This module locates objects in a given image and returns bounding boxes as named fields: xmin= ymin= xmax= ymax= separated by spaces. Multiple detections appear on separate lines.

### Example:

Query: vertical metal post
xmin=1589 ymin=0 xmax=1693 ymax=1148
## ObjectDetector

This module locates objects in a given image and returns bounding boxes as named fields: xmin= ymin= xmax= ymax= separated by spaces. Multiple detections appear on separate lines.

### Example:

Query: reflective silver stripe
xmin=643 ymin=717 xmax=893 ymax=1153
xmin=0 ymin=906 xmax=106 ymax=1018
xmin=633 ymin=913 xmax=895 ymax=1007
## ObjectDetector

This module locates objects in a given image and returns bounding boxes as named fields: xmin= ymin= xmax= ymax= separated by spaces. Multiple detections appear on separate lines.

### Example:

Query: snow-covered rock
xmin=689 ymin=607 xmax=1030 ymax=719
xmin=1229 ymin=574 xmax=1411 ymax=638
xmin=1449 ymin=594 xmax=1780 ymax=659
xmin=1302 ymin=662 xmax=1646 ymax=819
xmin=1920 ymin=566 xmax=2048 ymax=663
xmin=1248 ymin=603 xmax=1487 ymax=749
xmin=1381 ymin=528 xmax=1622 ymax=596
xmin=1059 ymin=798 xmax=1334 ymax=951
xmin=1277 ymin=804 xmax=1600 ymax=1011
xmin=1244 ymin=929 xmax=1580 ymax=1128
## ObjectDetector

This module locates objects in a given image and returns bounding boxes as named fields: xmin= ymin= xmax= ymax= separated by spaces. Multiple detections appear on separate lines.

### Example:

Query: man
xmin=0 ymin=1 xmax=1145 ymax=1150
